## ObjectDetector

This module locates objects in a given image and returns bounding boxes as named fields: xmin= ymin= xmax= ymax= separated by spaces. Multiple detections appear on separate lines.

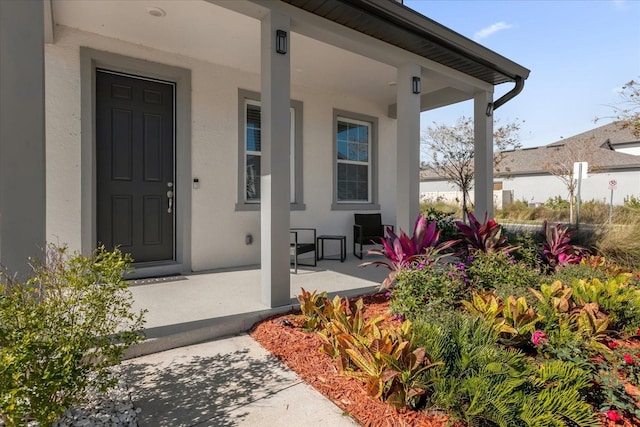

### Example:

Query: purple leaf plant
xmin=362 ymin=215 xmax=458 ymax=288
xmin=455 ymin=211 xmax=510 ymax=254
xmin=539 ymin=220 xmax=586 ymax=270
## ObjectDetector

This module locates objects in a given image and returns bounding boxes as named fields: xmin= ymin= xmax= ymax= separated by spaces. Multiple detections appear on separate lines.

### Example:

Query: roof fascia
xmin=358 ymin=0 xmax=530 ymax=81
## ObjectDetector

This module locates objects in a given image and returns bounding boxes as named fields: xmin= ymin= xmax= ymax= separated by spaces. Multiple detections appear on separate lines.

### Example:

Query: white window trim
xmin=332 ymin=109 xmax=379 ymax=211
xmin=236 ymin=89 xmax=305 ymax=211
xmin=336 ymin=116 xmax=372 ymax=204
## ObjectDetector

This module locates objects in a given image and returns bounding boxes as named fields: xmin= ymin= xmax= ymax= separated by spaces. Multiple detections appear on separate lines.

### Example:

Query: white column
xmin=0 ymin=0 xmax=46 ymax=280
xmin=260 ymin=11 xmax=291 ymax=307
xmin=395 ymin=63 xmax=421 ymax=233
xmin=473 ymin=91 xmax=494 ymax=219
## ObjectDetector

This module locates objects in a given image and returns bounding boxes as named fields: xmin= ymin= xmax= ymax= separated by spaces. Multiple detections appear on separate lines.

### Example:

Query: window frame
xmin=236 ymin=89 xmax=305 ymax=211
xmin=332 ymin=109 xmax=379 ymax=210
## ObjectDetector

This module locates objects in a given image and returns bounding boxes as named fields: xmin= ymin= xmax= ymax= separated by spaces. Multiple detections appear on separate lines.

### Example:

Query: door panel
xmin=96 ymin=70 xmax=175 ymax=263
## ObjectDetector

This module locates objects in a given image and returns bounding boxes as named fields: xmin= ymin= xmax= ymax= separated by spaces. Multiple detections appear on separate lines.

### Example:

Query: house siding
xmin=45 ymin=26 xmax=397 ymax=272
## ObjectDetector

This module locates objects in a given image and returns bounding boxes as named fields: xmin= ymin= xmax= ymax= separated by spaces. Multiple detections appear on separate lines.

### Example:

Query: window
xmin=332 ymin=110 xmax=379 ymax=210
xmin=236 ymin=89 xmax=304 ymax=211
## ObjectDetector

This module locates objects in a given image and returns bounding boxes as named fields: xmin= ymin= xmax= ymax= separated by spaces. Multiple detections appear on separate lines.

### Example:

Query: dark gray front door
xmin=96 ymin=70 xmax=175 ymax=263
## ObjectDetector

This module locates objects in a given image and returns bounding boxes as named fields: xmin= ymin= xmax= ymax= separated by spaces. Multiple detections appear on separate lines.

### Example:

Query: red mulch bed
xmin=250 ymin=292 xmax=638 ymax=427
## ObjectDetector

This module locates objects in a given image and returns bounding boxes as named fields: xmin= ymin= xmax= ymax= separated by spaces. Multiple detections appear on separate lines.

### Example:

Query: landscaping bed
xmin=252 ymin=293 xmax=640 ymax=427
xmin=251 ymin=293 xmax=453 ymax=427
xmin=254 ymin=213 xmax=640 ymax=427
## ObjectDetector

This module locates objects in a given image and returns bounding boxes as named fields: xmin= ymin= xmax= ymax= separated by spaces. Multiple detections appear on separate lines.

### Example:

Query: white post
xmin=260 ymin=11 xmax=291 ymax=307
xmin=473 ymin=91 xmax=494 ymax=219
xmin=395 ymin=63 xmax=421 ymax=233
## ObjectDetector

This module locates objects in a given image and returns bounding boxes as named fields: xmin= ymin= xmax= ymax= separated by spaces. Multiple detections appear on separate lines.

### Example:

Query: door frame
xmin=81 ymin=48 xmax=192 ymax=277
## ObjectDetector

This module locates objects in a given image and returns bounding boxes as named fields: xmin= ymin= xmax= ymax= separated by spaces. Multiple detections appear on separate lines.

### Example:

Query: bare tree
xmin=541 ymin=141 xmax=600 ymax=223
xmin=597 ymin=78 xmax=640 ymax=137
xmin=421 ymin=116 xmax=522 ymax=216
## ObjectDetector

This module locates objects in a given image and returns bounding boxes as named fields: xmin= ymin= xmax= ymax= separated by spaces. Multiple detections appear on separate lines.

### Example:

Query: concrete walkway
xmin=121 ymin=257 xmax=386 ymax=425
xmin=123 ymin=334 xmax=360 ymax=427
xmin=125 ymin=256 xmax=386 ymax=358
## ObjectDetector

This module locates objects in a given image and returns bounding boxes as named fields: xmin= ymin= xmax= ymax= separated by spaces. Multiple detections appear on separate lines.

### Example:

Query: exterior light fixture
xmin=412 ymin=76 xmax=421 ymax=94
xmin=486 ymin=102 xmax=494 ymax=117
xmin=276 ymin=30 xmax=287 ymax=54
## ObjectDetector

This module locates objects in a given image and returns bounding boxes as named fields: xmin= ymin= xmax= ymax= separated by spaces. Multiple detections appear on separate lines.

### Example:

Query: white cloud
xmin=474 ymin=22 xmax=514 ymax=41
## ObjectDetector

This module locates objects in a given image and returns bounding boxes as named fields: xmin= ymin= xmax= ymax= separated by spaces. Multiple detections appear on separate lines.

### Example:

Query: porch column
xmin=473 ymin=91 xmax=494 ymax=219
xmin=0 ymin=0 xmax=46 ymax=279
xmin=260 ymin=11 xmax=291 ymax=307
xmin=395 ymin=63 xmax=421 ymax=233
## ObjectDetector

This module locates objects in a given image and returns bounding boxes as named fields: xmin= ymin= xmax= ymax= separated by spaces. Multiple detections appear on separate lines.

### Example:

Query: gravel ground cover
xmin=1 ymin=368 xmax=140 ymax=427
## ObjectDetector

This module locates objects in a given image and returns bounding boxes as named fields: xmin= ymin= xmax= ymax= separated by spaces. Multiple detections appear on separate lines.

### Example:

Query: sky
xmin=404 ymin=0 xmax=640 ymax=148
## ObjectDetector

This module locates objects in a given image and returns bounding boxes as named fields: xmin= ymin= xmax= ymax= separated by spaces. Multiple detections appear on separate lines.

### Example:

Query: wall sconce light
xmin=276 ymin=30 xmax=287 ymax=55
xmin=412 ymin=76 xmax=421 ymax=94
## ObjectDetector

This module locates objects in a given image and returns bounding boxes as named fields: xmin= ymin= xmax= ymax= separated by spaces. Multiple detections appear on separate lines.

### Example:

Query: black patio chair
xmin=290 ymin=228 xmax=316 ymax=273
xmin=353 ymin=213 xmax=394 ymax=259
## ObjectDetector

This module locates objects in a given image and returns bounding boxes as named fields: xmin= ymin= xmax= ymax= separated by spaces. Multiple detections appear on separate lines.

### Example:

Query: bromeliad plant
xmin=455 ymin=211 xmax=510 ymax=254
xmin=364 ymin=214 xmax=457 ymax=288
xmin=540 ymin=220 xmax=587 ymax=270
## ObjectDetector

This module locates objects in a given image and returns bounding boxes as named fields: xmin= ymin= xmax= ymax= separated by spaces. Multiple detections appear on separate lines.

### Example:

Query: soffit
xmin=281 ymin=0 xmax=530 ymax=85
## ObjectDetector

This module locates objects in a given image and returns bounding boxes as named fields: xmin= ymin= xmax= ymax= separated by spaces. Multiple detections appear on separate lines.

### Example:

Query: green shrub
xmin=624 ymin=195 xmax=640 ymax=210
xmin=465 ymin=250 xmax=540 ymax=302
xmin=390 ymin=265 xmax=468 ymax=321
xmin=509 ymin=230 xmax=543 ymax=271
xmin=547 ymin=263 xmax=610 ymax=287
xmin=0 ymin=245 xmax=146 ymax=426
xmin=413 ymin=313 xmax=598 ymax=426
xmin=545 ymin=195 xmax=570 ymax=210
xmin=422 ymin=206 xmax=458 ymax=241
xmin=419 ymin=201 xmax=459 ymax=218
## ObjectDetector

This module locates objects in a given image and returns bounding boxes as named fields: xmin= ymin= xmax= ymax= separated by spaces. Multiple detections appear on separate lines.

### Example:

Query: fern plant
xmin=412 ymin=313 xmax=598 ymax=426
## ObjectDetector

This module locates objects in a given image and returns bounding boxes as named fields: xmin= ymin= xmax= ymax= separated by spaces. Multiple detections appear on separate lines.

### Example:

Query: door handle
xmin=167 ymin=182 xmax=174 ymax=214
xmin=167 ymin=190 xmax=174 ymax=213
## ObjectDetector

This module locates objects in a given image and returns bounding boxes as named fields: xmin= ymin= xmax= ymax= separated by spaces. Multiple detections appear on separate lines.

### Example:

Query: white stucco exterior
xmin=420 ymin=169 xmax=640 ymax=208
xmin=500 ymin=171 xmax=640 ymax=206
xmin=45 ymin=25 xmax=398 ymax=272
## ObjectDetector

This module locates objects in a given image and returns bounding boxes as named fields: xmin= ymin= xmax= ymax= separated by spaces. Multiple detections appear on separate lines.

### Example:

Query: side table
xmin=316 ymin=235 xmax=346 ymax=262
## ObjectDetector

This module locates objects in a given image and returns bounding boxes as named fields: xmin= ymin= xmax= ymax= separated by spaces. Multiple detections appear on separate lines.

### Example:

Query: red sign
xmin=608 ymin=180 xmax=617 ymax=190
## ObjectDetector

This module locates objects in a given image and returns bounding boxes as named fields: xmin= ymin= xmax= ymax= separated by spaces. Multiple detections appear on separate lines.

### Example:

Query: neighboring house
xmin=0 ymin=0 xmax=529 ymax=307
xmin=420 ymin=122 xmax=640 ymax=207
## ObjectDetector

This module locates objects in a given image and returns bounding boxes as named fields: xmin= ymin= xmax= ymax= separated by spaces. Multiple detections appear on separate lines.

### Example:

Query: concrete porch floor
xmin=125 ymin=254 xmax=388 ymax=358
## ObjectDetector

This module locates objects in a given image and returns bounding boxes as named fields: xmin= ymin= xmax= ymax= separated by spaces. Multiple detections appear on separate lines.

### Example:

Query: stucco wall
xmin=45 ymin=26 xmax=398 ymax=271
xmin=420 ymin=170 xmax=640 ymax=208
xmin=501 ymin=171 xmax=640 ymax=206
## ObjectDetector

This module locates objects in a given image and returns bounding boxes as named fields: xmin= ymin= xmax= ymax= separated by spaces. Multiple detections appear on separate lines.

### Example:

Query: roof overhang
xmin=280 ymin=0 xmax=530 ymax=86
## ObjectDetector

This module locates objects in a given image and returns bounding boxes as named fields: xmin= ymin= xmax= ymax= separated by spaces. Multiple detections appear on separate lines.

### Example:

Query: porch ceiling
xmin=50 ymin=0 xmax=468 ymax=107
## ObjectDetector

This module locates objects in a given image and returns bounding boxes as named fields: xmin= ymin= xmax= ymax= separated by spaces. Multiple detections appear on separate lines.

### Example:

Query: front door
xmin=96 ymin=70 xmax=175 ymax=263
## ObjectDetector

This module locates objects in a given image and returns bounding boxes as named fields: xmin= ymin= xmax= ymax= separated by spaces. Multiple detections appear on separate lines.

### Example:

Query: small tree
xmin=422 ymin=116 xmax=521 ymax=217
xmin=541 ymin=141 xmax=599 ymax=223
